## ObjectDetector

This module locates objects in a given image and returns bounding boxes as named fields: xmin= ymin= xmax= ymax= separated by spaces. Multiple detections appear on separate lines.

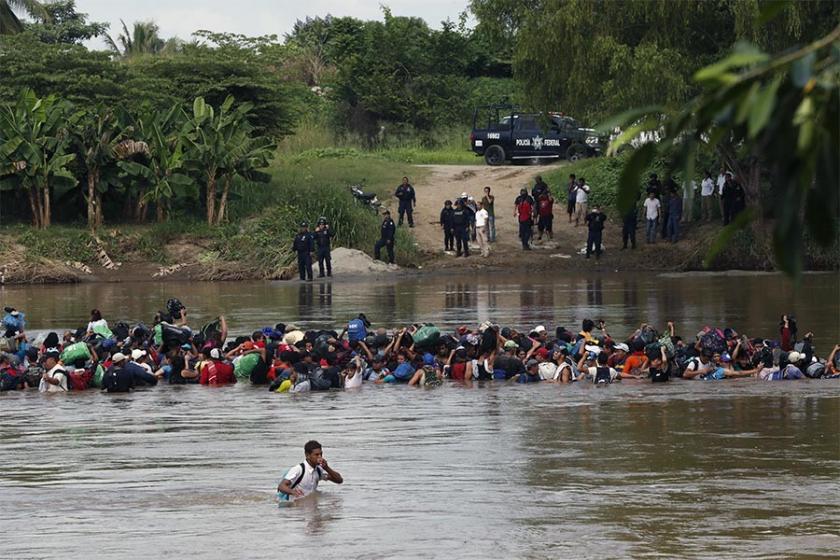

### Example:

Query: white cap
xmin=584 ymin=345 xmax=601 ymax=354
xmin=460 ymin=192 xmax=467 ymax=198
xmin=10 ymin=310 xmax=19 ymax=316
xmin=614 ymin=343 xmax=629 ymax=352
xmin=787 ymin=351 xmax=802 ymax=363
xmin=534 ymin=325 xmax=546 ymax=334
xmin=210 ymin=348 xmax=221 ymax=359
xmin=468 ymin=196 xmax=475 ymax=201
xmin=283 ymin=330 xmax=305 ymax=346
xmin=131 ymin=349 xmax=147 ymax=361
xmin=112 ymin=352 xmax=127 ymax=363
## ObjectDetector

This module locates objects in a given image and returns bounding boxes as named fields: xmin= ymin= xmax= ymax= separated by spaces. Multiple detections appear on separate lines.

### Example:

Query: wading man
xmin=277 ymin=440 xmax=343 ymax=502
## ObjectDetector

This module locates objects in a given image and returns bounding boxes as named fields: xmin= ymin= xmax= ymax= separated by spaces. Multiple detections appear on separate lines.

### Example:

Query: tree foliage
xmin=24 ymin=0 xmax=107 ymax=44
xmin=607 ymin=9 xmax=840 ymax=277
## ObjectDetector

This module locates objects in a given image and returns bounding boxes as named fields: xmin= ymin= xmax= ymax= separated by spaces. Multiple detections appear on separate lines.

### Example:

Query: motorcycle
xmin=350 ymin=183 xmax=381 ymax=213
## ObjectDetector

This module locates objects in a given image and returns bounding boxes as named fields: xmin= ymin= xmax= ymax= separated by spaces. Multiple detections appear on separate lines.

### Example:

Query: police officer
xmin=292 ymin=221 xmax=314 ymax=281
xmin=374 ymin=210 xmax=396 ymax=264
xmin=452 ymin=199 xmax=470 ymax=257
xmin=394 ymin=176 xmax=416 ymax=227
xmin=314 ymin=216 xmax=335 ymax=278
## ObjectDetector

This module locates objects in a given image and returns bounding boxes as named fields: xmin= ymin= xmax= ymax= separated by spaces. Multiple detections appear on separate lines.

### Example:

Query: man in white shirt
xmin=700 ymin=171 xmax=716 ymax=221
xmin=39 ymin=349 xmax=68 ymax=392
xmin=574 ymin=178 xmax=590 ymax=226
xmin=474 ymin=201 xmax=490 ymax=257
xmin=643 ymin=192 xmax=661 ymax=244
xmin=277 ymin=440 xmax=343 ymax=502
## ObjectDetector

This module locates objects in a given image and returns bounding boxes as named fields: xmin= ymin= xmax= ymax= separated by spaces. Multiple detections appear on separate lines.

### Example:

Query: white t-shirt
xmin=587 ymin=366 xmax=620 ymax=382
xmin=344 ymin=368 xmax=362 ymax=389
xmin=700 ymin=178 xmax=715 ymax=196
xmin=686 ymin=358 xmax=713 ymax=375
xmin=87 ymin=318 xmax=108 ymax=334
xmin=475 ymin=208 xmax=489 ymax=228
xmin=279 ymin=461 xmax=329 ymax=501
xmin=39 ymin=364 xmax=68 ymax=392
xmin=643 ymin=198 xmax=661 ymax=220
xmin=538 ymin=362 xmax=556 ymax=380
xmin=576 ymin=184 xmax=590 ymax=204
xmin=716 ymin=174 xmax=726 ymax=195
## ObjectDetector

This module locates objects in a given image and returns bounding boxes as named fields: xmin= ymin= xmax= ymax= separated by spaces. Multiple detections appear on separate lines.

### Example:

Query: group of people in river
xmin=2 ymin=302 xmax=838 ymax=394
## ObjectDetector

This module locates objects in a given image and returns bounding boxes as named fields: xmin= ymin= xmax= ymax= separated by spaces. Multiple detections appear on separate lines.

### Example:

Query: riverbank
xmin=2 ymin=157 xmax=836 ymax=285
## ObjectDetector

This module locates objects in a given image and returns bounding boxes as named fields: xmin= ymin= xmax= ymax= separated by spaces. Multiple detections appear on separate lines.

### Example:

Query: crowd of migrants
xmin=2 ymin=302 xmax=838 ymax=394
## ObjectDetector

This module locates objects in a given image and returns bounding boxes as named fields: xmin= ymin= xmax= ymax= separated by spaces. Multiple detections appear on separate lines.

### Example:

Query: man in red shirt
xmin=199 ymin=348 xmax=236 ymax=385
xmin=514 ymin=189 xmax=534 ymax=251
xmin=537 ymin=193 xmax=554 ymax=240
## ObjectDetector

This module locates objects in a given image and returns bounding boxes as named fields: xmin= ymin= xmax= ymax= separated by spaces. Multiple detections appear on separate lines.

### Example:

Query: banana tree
xmin=118 ymin=103 xmax=192 ymax=222
xmin=215 ymin=124 xmax=275 ymax=225
xmin=182 ymin=96 xmax=258 ymax=225
xmin=0 ymin=90 xmax=75 ymax=228
xmin=71 ymin=107 xmax=148 ymax=229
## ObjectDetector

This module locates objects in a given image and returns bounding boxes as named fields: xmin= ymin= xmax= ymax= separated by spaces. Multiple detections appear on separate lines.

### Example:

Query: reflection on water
xmin=2 ymin=271 xmax=837 ymax=345
xmin=1 ymin=272 xmax=840 ymax=558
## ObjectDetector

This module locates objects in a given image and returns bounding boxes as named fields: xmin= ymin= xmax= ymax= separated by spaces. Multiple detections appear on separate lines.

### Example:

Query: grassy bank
xmin=1 ymin=151 xmax=429 ymax=282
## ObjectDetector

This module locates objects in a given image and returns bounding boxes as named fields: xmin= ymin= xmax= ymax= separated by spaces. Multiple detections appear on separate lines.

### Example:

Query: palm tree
xmin=105 ymin=19 xmax=165 ymax=59
xmin=0 ymin=0 xmax=48 ymax=34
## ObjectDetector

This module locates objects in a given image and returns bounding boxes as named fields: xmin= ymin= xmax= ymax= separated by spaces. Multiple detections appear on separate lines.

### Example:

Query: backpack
xmin=644 ymin=342 xmax=662 ymax=361
xmin=639 ymin=326 xmax=657 ymax=345
xmin=649 ymin=366 xmax=669 ymax=383
xmin=113 ymin=322 xmax=130 ymax=341
xmin=0 ymin=369 xmax=22 ymax=391
xmin=279 ymin=463 xmax=324 ymax=500
xmin=423 ymin=365 xmax=441 ymax=386
xmin=593 ymin=366 xmax=612 ymax=384
xmin=67 ymin=367 xmax=93 ymax=391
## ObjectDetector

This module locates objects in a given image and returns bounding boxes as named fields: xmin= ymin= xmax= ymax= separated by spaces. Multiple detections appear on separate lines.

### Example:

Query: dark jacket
xmin=452 ymin=207 xmax=469 ymax=228
xmin=395 ymin=184 xmax=416 ymax=205
xmin=314 ymin=227 xmax=335 ymax=250
xmin=124 ymin=361 xmax=158 ymax=386
xmin=380 ymin=218 xmax=396 ymax=241
xmin=292 ymin=232 xmax=314 ymax=253
xmin=440 ymin=207 xmax=455 ymax=228
xmin=103 ymin=365 xmax=134 ymax=393
xmin=585 ymin=211 xmax=607 ymax=232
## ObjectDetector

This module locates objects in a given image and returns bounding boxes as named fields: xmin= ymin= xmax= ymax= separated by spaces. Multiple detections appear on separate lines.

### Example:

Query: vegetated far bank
xmin=0 ymin=151 xmax=428 ymax=284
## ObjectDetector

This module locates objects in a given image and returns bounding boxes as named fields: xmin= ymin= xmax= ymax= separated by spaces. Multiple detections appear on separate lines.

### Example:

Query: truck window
xmin=514 ymin=116 xmax=539 ymax=131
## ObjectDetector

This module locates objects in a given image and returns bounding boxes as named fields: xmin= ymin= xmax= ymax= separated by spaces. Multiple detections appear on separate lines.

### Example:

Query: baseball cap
xmin=44 ymin=348 xmax=60 ymax=360
xmin=721 ymin=352 xmax=732 ymax=362
xmin=526 ymin=358 xmax=539 ymax=368
xmin=111 ymin=352 xmax=127 ymax=363
xmin=535 ymin=347 xmax=549 ymax=359
xmin=242 ymin=341 xmax=255 ymax=350
xmin=460 ymin=192 xmax=468 ymax=198
xmin=787 ymin=351 xmax=802 ymax=363
xmin=504 ymin=340 xmax=518 ymax=349
xmin=614 ymin=343 xmax=629 ymax=352
xmin=584 ymin=344 xmax=601 ymax=354
xmin=210 ymin=348 xmax=221 ymax=359
xmin=131 ymin=349 xmax=147 ymax=360
xmin=534 ymin=325 xmax=546 ymax=334
xmin=423 ymin=353 xmax=435 ymax=366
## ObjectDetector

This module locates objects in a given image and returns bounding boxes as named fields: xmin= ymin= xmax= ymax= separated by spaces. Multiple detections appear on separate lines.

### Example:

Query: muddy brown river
xmin=1 ymin=271 xmax=839 ymax=558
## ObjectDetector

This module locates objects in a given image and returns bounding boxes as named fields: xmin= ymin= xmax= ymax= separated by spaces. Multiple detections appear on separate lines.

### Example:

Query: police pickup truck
xmin=470 ymin=104 xmax=604 ymax=166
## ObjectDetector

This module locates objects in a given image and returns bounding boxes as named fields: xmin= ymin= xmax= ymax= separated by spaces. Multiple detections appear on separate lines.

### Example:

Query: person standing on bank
xmin=452 ymin=199 xmax=470 ymax=257
xmin=440 ymin=200 xmax=455 ymax=252
xmin=314 ymin=217 xmax=335 ymax=278
xmin=622 ymin=193 xmax=639 ymax=250
xmin=574 ymin=178 xmax=590 ymax=227
xmin=566 ymin=173 xmax=577 ymax=223
xmin=292 ymin=221 xmax=314 ymax=282
xmin=475 ymin=200 xmax=490 ymax=257
xmin=515 ymin=188 xmax=534 ymax=250
xmin=585 ymin=205 xmax=607 ymax=259
xmin=277 ymin=440 xmax=343 ymax=503
xmin=374 ymin=210 xmax=396 ymax=264
xmin=481 ymin=186 xmax=496 ymax=242
xmin=394 ymin=176 xmax=416 ymax=227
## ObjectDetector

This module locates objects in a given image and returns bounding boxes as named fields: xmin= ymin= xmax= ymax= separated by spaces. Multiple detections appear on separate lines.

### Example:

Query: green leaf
xmin=616 ymin=143 xmax=655 ymax=215
xmin=791 ymin=52 xmax=816 ymax=88
xmin=606 ymin=116 xmax=660 ymax=156
xmin=735 ymin=82 xmax=760 ymax=124
xmin=694 ymin=43 xmax=769 ymax=82
xmin=703 ymin=209 xmax=754 ymax=267
xmin=794 ymin=97 xmax=815 ymax=153
xmin=748 ymin=77 xmax=781 ymax=138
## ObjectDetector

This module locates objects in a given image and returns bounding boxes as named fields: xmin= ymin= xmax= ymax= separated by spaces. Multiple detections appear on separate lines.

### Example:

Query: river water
xmin=1 ymin=272 xmax=839 ymax=558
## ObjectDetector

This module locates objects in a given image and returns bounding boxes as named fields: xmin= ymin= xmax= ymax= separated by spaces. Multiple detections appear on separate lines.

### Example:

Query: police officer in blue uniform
xmin=394 ymin=176 xmax=416 ymax=227
xmin=374 ymin=210 xmax=396 ymax=264
xmin=314 ymin=216 xmax=335 ymax=278
xmin=292 ymin=221 xmax=314 ymax=281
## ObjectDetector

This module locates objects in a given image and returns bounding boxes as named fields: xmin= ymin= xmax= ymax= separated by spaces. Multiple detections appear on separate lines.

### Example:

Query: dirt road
xmin=400 ymin=163 xmax=594 ymax=269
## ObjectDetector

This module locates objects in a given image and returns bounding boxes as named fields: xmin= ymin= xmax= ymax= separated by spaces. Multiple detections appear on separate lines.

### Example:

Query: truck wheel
xmin=566 ymin=144 xmax=587 ymax=161
xmin=484 ymin=145 xmax=506 ymax=166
